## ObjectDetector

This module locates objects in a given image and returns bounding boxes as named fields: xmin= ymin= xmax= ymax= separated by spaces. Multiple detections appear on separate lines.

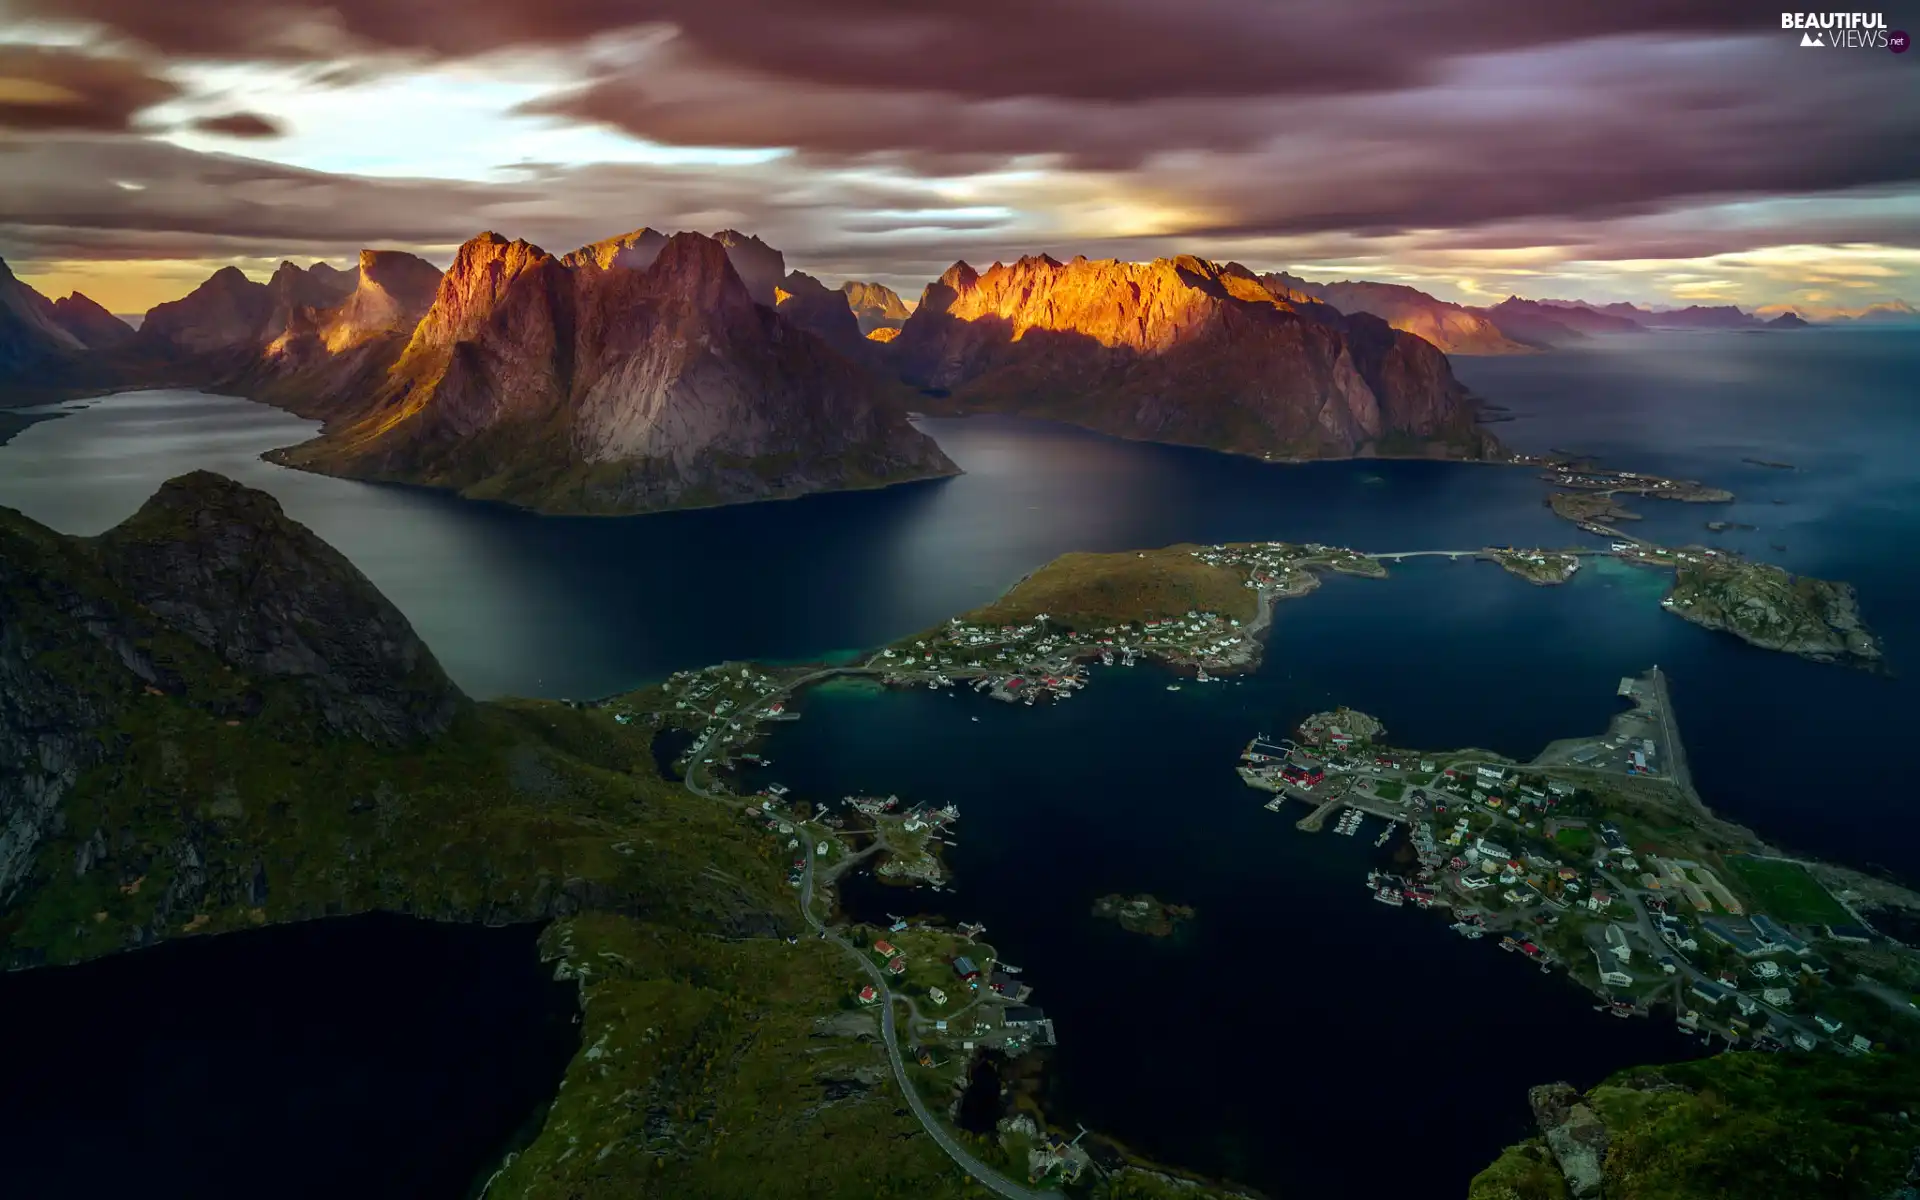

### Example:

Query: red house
xmin=873 ymin=939 xmax=898 ymax=957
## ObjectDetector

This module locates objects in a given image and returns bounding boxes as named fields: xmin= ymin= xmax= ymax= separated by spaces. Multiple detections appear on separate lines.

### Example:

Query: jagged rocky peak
xmin=775 ymin=269 xmax=866 ymax=357
xmin=709 ymin=229 xmax=786 ymax=306
xmin=640 ymin=230 xmax=758 ymax=312
xmin=403 ymin=231 xmax=560 ymax=355
xmin=94 ymin=471 xmax=462 ymax=743
xmin=140 ymin=265 xmax=274 ymax=355
xmin=49 ymin=291 xmax=133 ymax=349
xmin=267 ymin=260 xmax=355 ymax=309
xmin=562 ymin=227 xmax=669 ymax=273
xmin=840 ymin=280 xmax=911 ymax=334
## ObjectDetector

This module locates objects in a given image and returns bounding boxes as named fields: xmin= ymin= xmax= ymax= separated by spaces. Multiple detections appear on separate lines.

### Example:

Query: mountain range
xmin=6 ymin=231 xmax=1909 ymax=512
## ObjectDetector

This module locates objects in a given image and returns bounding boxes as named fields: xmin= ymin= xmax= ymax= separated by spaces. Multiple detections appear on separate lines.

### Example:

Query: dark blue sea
xmin=1 ymin=326 xmax=1915 ymax=1194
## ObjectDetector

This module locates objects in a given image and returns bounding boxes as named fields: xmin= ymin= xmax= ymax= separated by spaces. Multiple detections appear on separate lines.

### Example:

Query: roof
xmin=873 ymin=940 xmax=897 ymax=955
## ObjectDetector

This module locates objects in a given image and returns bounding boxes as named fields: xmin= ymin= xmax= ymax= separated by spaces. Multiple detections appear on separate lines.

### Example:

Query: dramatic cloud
xmin=18 ymin=0 xmax=1764 ymax=99
xmin=0 ymin=45 xmax=179 ymax=132
xmin=1 ymin=0 xmax=1914 ymax=309
xmin=190 ymin=111 xmax=283 ymax=137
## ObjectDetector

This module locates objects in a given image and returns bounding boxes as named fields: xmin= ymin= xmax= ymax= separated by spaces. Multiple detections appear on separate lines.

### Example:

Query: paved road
xmin=1601 ymin=870 xmax=1814 ymax=1042
xmin=681 ymin=666 xmax=881 ymax=797
xmin=794 ymin=853 xmax=1058 ymax=1200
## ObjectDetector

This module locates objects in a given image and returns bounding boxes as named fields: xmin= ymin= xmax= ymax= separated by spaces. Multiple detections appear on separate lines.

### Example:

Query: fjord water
xmin=1 ymin=327 xmax=1916 ymax=1192
xmin=0 ymin=916 xmax=578 ymax=1199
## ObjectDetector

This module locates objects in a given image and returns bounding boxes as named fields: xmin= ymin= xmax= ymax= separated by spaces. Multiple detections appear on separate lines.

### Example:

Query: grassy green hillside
xmin=1471 ymin=1052 xmax=1920 ymax=1200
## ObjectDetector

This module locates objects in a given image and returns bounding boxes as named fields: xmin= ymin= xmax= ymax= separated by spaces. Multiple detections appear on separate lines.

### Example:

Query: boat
xmin=1166 ymin=684 xmax=1182 ymax=692
xmin=1373 ymin=887 xmax=1404 ymax=907
xmin=1374 ymin=827 xmax=1393 ymax=847
xmin=970 ymin=716 xmax=980 ymax=723
xmin=1101 ymin=649 xmax=1114 ymax=666
xmin=1196 ymin=667 xmax=1211 ymax=683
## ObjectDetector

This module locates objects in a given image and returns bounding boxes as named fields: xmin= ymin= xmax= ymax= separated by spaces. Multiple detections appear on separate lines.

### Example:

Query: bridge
xmin=1365 ymin=547 xmax=1612 ymax=562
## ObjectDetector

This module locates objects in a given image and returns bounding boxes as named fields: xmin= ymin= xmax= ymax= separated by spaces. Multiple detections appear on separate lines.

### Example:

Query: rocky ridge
xmin=1267 ymin=273 xmax=1529 ymax=355
xmin=0 ymin=472 xmax=460 ymax=908
xmin=889 ymin=253 xmax=1493 ymax=460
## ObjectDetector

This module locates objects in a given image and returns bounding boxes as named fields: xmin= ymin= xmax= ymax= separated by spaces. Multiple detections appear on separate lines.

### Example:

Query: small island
xmin=1093 ymin=894 xmax=1195 ymax=938
xmin=1486 ymin=546 xmax=1582 ymax=585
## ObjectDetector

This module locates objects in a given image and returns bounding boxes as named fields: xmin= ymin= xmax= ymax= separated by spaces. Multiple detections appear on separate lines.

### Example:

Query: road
xmin=1601 ymin=869 xmax=1815 ymax=1043
xmin=794 ymin=853 xmax=1058 ymax=1200
xmin=680 ymin=665 xmax=880 ymax=797
xmin=672 ymin=678 xmax=1053 ymax=1195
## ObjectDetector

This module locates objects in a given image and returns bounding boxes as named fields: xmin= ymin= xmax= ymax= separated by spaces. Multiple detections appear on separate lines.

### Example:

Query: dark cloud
xmin=3 ymin=0 xmax=1916 ymax=303
xmin=191 ymin=111 xmax=283 ymax=137
xmin=0 ymin=45 xmax=179 ymax=132
xmin=21 ymin=0 xmax=1766 ymax=99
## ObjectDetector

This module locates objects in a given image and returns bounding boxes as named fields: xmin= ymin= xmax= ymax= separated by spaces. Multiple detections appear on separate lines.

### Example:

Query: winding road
xmin=794 ymin=854 xmax=1058 ymax=1200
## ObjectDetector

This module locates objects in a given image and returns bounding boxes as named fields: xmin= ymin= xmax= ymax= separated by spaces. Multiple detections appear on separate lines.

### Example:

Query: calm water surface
xmin=0 ymin=916 xmax=578 ymax=1199
xmin=2 ymin=328 xmax=1916 ymax=1194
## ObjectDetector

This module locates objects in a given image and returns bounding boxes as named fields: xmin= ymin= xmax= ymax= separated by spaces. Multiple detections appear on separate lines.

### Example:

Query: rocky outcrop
xmin=1269 ymin=274 xmax=1528 ymax=355
xmin=49 ymin=292 xmax=134 ymax=350
xmin=842 ymin=281 xmax=912 ymax=334
xmin=0 ymin=472 xmax=462 ymax=904
xmin=889 ymin=253 xmax=1490 ymax=460
xmin=275 ymin=230 xmax=956 ymax=513
xmin=96 ymin=472 xmax=461 ymax=742
xmin=1528 ymin=1083 xmax=1608 ymax=1199
xmin=776 ymin=270 xmax=869 ymax=360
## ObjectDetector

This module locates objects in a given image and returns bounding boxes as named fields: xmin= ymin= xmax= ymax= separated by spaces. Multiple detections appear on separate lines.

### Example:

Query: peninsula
xmin=1245 ymin=666 xmax=1920 ymax=1031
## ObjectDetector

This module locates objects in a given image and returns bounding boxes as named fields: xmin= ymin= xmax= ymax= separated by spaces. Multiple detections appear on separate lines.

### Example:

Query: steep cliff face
xmin=890 ymin=253 xmax=1488 ymax=459
xmin=709 ymin=230 xmax=786 ymax=307
xmin=841 ymin=280 xmax=912 ymax=334
xmin=277 ymin=230 xmax=955 ymax=513
xmin=49 ymin=292 xmax=134 ymax=350
xmin=0 ymin=257 xmax=84 ymax=379
xmin=1270 ymin=275 xmax=1529 ymax=355
xmin=0 ymin=472 xmax=462 ymax=908
xmin=237 ymin=250 xmax=443 ymax=421
xmin=775 ymin=270 xmax=869 ymax=360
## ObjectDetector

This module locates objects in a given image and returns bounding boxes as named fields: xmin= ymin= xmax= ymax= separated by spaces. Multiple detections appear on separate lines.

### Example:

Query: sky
xmin=0 ymin=0 xmax=1916 ymax=314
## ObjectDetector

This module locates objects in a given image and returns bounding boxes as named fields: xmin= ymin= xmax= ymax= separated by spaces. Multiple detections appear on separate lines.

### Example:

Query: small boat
xmin=970 ymin=716 xmax=980 ymax=722
xmin=1166 ymin=684 xmax=1182 ymax=692
xmin=1373 ymin=887 xmax=1404 ymax=907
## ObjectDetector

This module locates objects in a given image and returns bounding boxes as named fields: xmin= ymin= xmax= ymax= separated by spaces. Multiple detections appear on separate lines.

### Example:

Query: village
xmin=1236 ymin=670 xmax=1918 ymax=1058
